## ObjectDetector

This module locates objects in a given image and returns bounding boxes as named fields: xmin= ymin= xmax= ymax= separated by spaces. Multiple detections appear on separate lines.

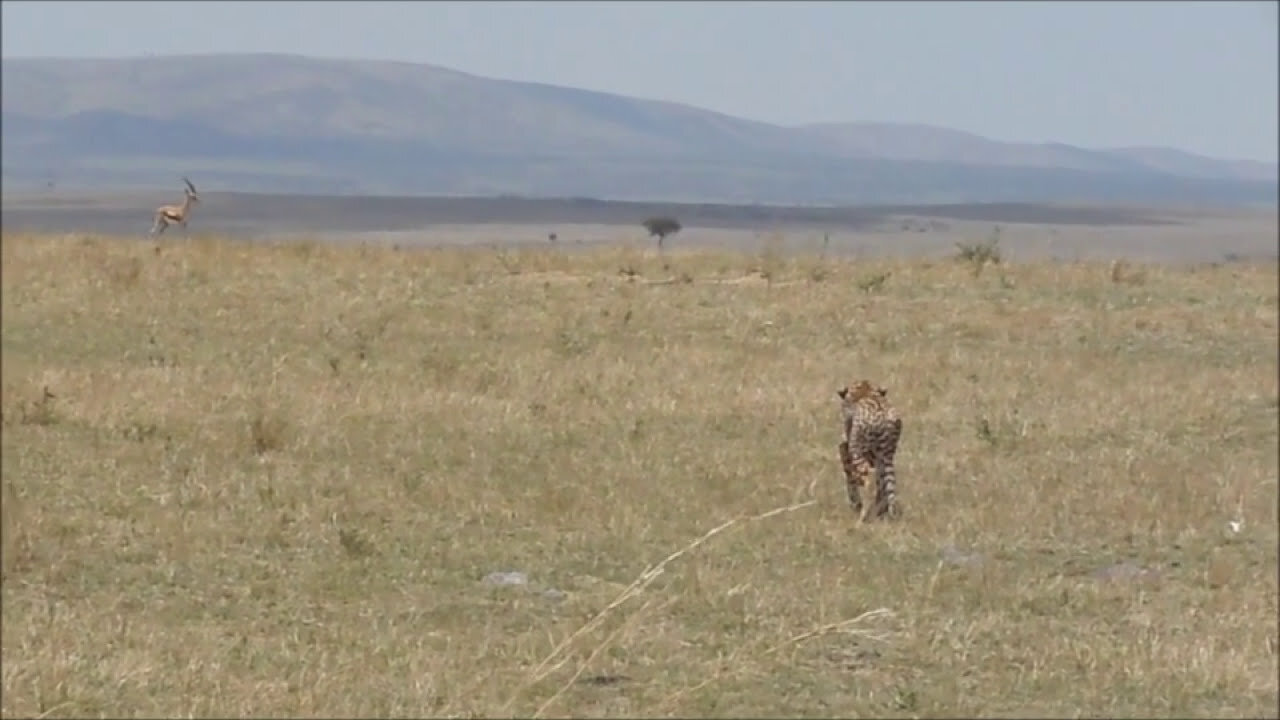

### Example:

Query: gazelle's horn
xmin=183 ymin=177 xmax=197 ymax=193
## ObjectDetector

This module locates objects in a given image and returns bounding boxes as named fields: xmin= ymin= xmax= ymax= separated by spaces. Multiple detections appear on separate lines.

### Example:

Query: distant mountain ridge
xmin=1 ymin=53 xmax=1275 ymax=205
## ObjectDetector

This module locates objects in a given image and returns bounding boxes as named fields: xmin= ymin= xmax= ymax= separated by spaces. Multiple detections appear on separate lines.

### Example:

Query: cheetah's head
xmin=837 ymin=381 xmax=888 ymax=402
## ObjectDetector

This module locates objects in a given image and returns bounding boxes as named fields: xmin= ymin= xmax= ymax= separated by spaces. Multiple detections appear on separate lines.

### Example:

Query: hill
xmin=2 ymin=53 xmax=1275 ymax=205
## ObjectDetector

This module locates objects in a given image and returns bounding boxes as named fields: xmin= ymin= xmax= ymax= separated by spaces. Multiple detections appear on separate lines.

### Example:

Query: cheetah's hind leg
xmin=839 ymin=441 xmax=864 ymax=516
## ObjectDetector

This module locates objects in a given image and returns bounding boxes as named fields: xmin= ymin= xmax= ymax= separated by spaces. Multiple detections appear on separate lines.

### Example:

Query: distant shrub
xmin=955 ymin=226 xmax=1002 ymax=275
xmin=642 ymin=217 xmax=682 ymax=250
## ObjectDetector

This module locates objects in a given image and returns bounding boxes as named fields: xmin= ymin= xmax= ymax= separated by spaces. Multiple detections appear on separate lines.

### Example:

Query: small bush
xmin=955 ymin=226 xmax=1003 ymax=275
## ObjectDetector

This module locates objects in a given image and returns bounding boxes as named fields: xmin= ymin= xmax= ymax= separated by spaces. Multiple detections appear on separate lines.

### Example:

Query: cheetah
xmin=837 ymin=380 xmax=903 ymax=521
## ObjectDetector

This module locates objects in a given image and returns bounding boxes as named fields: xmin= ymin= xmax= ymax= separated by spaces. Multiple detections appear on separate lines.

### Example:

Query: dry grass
xmin=1 ymin=231 xmax=1277 ymax=718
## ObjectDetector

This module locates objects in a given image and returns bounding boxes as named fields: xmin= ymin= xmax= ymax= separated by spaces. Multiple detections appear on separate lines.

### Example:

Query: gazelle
xmin=149 ymin=177 xmax=200 ymax=237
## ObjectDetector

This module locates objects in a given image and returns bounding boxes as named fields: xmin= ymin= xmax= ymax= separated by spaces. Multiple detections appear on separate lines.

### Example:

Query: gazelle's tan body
xmin=151 ymin=177 xmax=199 ymax=236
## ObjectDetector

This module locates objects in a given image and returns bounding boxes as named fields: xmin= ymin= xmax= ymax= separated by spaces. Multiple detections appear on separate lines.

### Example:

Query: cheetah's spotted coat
xmin=837 ymin=380 xmax=903 ymax=521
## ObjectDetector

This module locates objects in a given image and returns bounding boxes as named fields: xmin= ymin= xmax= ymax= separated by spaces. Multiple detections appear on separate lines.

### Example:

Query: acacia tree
xmin=642 ymin=217 xmax=682 ymax=250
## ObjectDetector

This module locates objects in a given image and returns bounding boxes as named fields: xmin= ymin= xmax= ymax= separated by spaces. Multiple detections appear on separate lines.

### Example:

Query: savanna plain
xmin=1 ymin=225 xmax=1277 ymax=718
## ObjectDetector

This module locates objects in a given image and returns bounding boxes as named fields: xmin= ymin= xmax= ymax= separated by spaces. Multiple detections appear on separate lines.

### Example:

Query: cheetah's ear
xmin=877 ymin=387 xmax=889 ymax=397
xmin=836 ymin=387 xmax=849 ymax=399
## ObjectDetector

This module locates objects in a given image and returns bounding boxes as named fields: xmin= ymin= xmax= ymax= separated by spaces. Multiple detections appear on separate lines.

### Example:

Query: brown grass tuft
xmin=248 ymin=408 xmax=290 ymax=456
xmin=1 ymin=231 xmax=1277 ymax=718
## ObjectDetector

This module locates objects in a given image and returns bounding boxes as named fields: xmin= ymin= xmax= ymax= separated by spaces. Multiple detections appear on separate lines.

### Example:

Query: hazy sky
xmin=4 ymin=1 xmax=1276 ymax=162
